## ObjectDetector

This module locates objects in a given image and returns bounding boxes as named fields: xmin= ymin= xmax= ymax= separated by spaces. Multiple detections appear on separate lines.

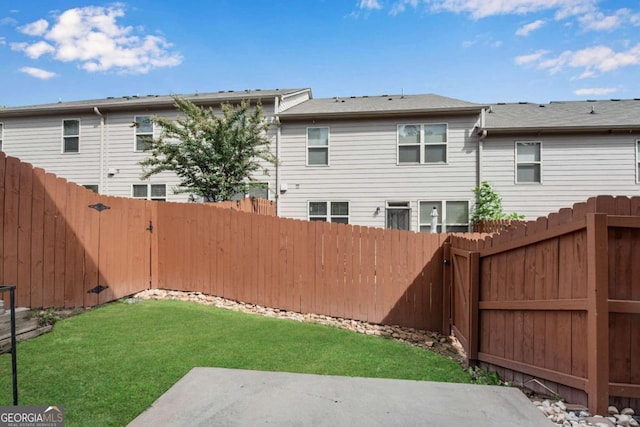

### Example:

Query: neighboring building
xmin=277 ymin=94 xmax=486 ymax=231
xmin=1 ymin=89 xmax=639 ymax=230
xmin=0 ymin=88 xmax=311 ymax=202
xmin=479 ymin=99 xmax=640 ymax=219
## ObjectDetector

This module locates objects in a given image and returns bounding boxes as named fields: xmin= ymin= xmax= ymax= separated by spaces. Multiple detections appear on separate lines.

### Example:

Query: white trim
xmin=134 ymin=115 xmax=154 ymax=152
xmin=515 ymin=140 xmax=542 ymax=184
xmin=397 ymin=123 xmax=448 ymax=165
xmin=61 ymin=118 xmax=81 ymax=154
xmin=306 ymin=126 xmax=330 ymax=167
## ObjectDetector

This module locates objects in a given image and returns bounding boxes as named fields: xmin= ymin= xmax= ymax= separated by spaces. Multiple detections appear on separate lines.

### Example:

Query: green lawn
xmin=0 ymin=299 xmax=471 ymax=426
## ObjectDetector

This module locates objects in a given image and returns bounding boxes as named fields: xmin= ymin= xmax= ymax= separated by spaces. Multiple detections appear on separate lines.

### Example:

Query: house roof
xmin=482 ymin=99 xmax=640 ymax=133
xmin=0 ymin=88 xmax=310 ymax=118
xmin=279 ymin=93 xmax=486 ymax=119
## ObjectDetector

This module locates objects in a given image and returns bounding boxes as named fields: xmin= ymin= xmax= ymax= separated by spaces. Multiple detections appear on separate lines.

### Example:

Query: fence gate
xmin=444 ymin=244 xmax=480 ymax=366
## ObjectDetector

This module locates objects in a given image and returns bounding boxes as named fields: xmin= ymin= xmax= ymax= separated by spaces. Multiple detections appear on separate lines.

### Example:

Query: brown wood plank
xmin=29 ymin=168 xmax=45 ymax=309
xmin=16 ymin=162 xmax=33 ymax=307
xmin=586 ymin=213 xmax=610 ymax=415
xmin=82 ymin=189 xmax=99 ymax=307
xmin=543 ymin=213 xmax=560 ymax=379
xmin=479 ymin=299 xmax=588 ymax=311
xmin=63 ymin=184 xmax=79 ymax=307
xmin=0 ymin=153 xmax=6 ymax=306
xmin=3 ymin=157 xmax=20 ymax=306
xmin=313 ymin=221 xmax=325 ymax=316
xmin=53 ymin=177 xmax=67 ymax=308
xmin=441 ymin=240 xmax=452 ymax=335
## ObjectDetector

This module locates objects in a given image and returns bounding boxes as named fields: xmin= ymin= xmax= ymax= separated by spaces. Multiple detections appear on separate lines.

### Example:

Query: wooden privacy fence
xmin=0 ymin=153 xmax=451 ymax=331
xmin=472 ymin=219 xmax=524 ymax=234
xmin=0 ymin=154 xmax=153 ymax=310
xmin=154 ymin=202 xmax=449 ymax=330
xmin=447 ymin=196 xmax=640 ymax=415
xmin=214 ymin=197 xmax=276 ymax=216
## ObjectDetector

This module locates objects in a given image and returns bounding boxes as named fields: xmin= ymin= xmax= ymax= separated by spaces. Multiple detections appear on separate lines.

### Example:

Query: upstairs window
xmin=419 ymin=201 xmax=469 ymax=233
xmin=135 ymin=115 xmax=153 ymax=151
xmin=307 ymin=127 xmax=329 ymax=166
xmin=398 ymin=123 xmax=447 ymax=164
xmin=133 ymin=183 xmax=166 ymax=201
xmin=516 ymin=141 xmax=541 ymax=183
xmin=308 ymin=201 xmax=349 ymax=223
xmin=62 ymin=119 xmax=80 ymax=153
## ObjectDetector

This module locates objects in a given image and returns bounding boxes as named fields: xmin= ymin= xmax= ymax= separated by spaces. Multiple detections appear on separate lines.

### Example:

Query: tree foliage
xmin=471 ymin=181 xmax=524 ymax=223
xmin=140 ymin=97 xmax=276 ymax=202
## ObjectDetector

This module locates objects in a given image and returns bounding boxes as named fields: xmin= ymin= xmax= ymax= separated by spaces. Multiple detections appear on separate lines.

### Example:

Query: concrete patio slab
xmin=128 ymin=368 xmax=551 ymax=426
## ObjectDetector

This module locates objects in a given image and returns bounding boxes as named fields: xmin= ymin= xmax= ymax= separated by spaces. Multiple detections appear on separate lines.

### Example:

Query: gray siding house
xmin=1 ymin=88 xmax=639 ymax=230
xmin=478 ymin=99 xmax=640 ymax=219
xmin=0 ymin=88 xmax=311 ymax=202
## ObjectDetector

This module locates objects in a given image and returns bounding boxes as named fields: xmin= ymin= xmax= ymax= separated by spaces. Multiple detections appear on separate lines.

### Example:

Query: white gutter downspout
xmin=274 ymin=96 xmax=281 ymax=217
xmin=93 ymin=107 xmax=104 ymax=194
xmin=478 ymin=129 xmax=487 ymax=187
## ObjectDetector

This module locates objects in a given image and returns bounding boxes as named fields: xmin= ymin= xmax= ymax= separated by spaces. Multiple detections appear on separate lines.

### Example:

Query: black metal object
xmin=0 ymin=285 xmax=18 ymax=405
xmin=88 ymin=202 xmax=110 ymax=212
xmin=88 ymin=285 xmax=108 ymax=294
xmin=146 ymin=221 xmax=153 ymax=233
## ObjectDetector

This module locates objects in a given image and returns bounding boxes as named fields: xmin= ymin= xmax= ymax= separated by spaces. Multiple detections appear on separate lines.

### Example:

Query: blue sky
xmin=1 ymin=1 xmax=639 ymax=107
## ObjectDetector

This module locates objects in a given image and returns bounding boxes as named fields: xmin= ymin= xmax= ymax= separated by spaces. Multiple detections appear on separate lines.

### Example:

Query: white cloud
xmin=19 ymin=19 xmax=49 ymax=36
xmin=514 ymin=49 xmax=549 ymax=64
xmin=579 ymin=9 xmax=630 ymax=31
xmin=522 ymin=44 xmax=640 ymax=77
xmin=19 ymin=66 xmax=57 ymax=80
xmin=423 ymin=0 xmax=597 ymax=20
xmin=0 ymin=17 xmax=18 ymax=26
xmin=0 ymin=37 xmax=5 ymax=46
xmin=359 ymin=0 xmax=383 ymax=10
xmin=12 ymin=5 xmax=182 ymax=74
xmin=516 ymin=19 xmax=545 ymax=36
xmin=13 ymin=41 xmax=55 ymax=59
xmin=390 ymin=0 xmax=420 ymax=15
xmin=574 ymin=87 xmax=617 ymax=96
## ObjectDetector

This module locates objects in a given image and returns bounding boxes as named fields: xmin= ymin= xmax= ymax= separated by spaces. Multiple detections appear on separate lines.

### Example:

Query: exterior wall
xmin=0 ymin=103 xmax=278 ymax=202
xmin=2 ymin=114 xmax=102 ymax=186
xmin=481 ymin=133 xmax=640 ymax=219
xmin=278 ymin=114 xmax=480 ymax=230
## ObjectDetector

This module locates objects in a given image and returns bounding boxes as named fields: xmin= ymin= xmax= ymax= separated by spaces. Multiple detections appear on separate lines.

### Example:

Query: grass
xmin=0 ymin=299 xmax=471 ymax=426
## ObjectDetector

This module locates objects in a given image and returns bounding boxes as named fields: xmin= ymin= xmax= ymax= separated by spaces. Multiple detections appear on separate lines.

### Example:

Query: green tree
xmin=471 ymin=181 xmax=524 ymax=223
xmin=140 ymin=97 xmax=276 ymax=202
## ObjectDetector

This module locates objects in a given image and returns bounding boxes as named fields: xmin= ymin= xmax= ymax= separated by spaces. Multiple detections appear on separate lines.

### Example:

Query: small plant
xmin=467 ymin=366 xmax=510 ymax=386
xmin=471 ymin=181 xmax=524 ymax=223
xmin=36 ymin=308 xmax=62 ymax=327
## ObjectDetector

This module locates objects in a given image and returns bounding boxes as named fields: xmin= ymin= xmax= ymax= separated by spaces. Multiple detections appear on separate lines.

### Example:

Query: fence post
xmin=467 ymin=251 xmax=480 ymax=363
xmin=586 ymin=213 xmax=609 ymax=415
xmin=442 ymin=241 xmax=451 ymax=335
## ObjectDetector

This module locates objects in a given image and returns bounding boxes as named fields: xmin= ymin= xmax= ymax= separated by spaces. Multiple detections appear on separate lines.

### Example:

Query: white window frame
xmin=636 ymin=140 xmax=640 ymax=184
xmin=62 ymin=119 xmax=80 ymax=153
xmin=307 ymin=201 xmax=349 ymax=223
xmin=386 ymin=201 xmax=411 ymax=230
xmin=418 ymin=200 xmax=470 ymax=233
xmin=397 ymin=123 xmax=448 ymax=165
xmin=515 ymin=141 xmax=542 ymax=184
xmin=0 ymin=122 xmax=3 ymax=151
xmin=134 ymin=115 xmax=154 ymax=152
xmin=306 ymin=127 xmax=330 ymax=166
xmin=132 ymin=183 xmax=166 ymax=201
